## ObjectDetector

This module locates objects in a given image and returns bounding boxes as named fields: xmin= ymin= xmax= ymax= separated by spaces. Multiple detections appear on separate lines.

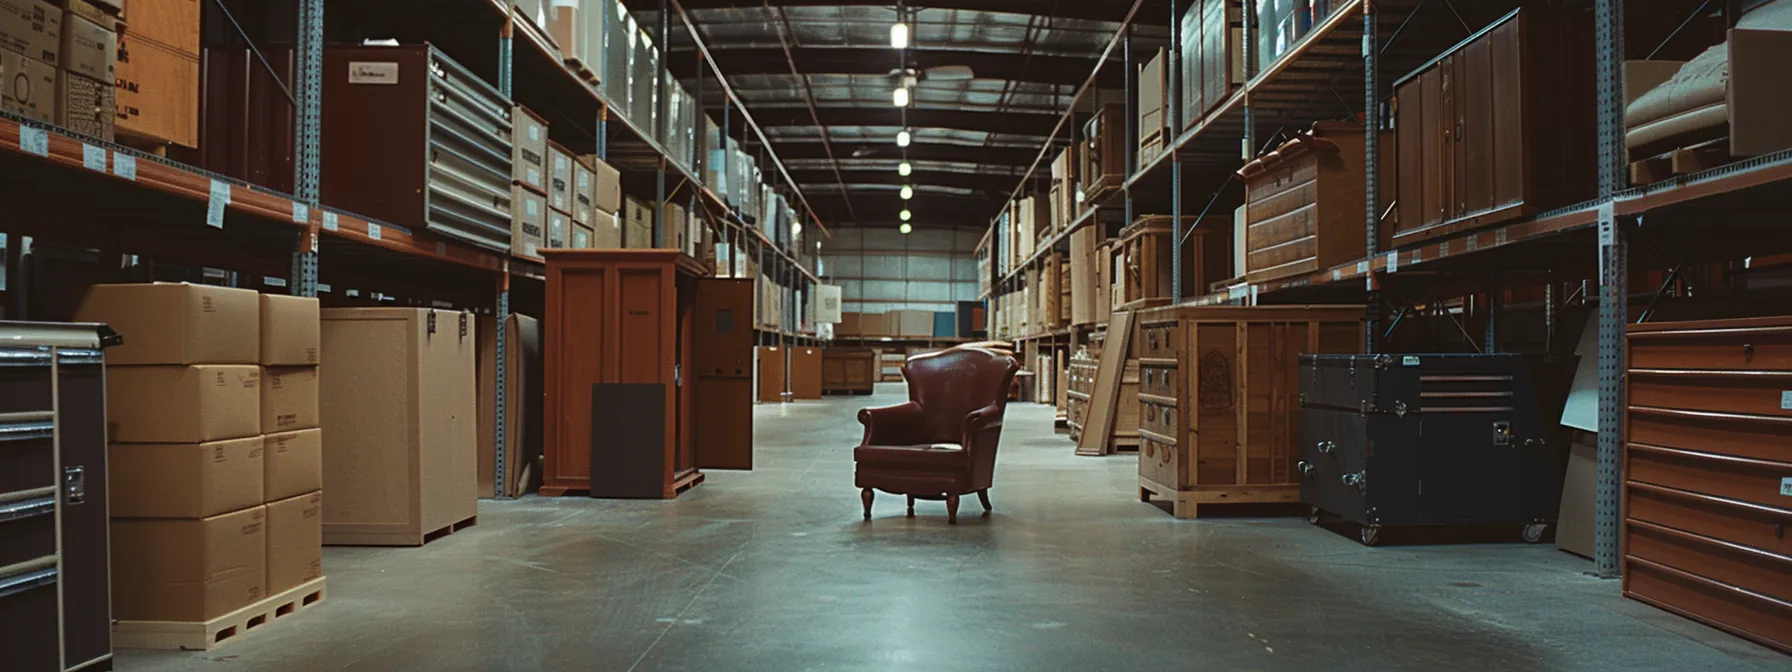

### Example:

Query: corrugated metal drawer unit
xmin=1625 ymin=316 xmax=1792 ymax=654
xmin=321 ymin=45 xmax=515 ymax=252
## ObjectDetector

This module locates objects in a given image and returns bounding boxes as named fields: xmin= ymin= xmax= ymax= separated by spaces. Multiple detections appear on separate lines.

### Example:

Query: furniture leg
xmin=946 ymin=494 xmax=960 ymax=525
xmin=861 ymin=488 xmax=874 ymax=520
xmin=977 ymin=489 xmax=991 ymax=512
xmin=906 ymin=495 xmax=915 ymax=518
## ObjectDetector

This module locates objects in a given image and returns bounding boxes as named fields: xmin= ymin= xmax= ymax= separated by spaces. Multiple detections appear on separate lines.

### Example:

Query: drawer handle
xmin=0 ymin=567 xmax=57 ymax=599
xmin=0 ymin=420 xmax=54 ymax=443
xmin=0 ymin=496 xmax=54 ymax=523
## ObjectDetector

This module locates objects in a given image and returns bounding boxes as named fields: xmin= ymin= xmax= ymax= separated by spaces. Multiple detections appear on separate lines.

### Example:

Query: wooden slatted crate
xmin=1238 ymin=123 xmax=1390 ymax=284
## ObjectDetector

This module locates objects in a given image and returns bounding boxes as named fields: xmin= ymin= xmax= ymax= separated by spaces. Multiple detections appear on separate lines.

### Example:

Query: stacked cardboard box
xmin=546 ymin=141 xmax=574 ymax=250
xmin=116 ymin=0 xmax=200 ymax=147
xmin=571 ymin=156 xmax=597 ymax=247
xmin=75 ymin=283 xmax=323 ymax=625
xmin=586 ymin=154 xmax=623 ymax=247
xmin=58 ymin=0 xmax=116 ymax=139
xmin=624 ymin=196 xmax=653 ymax=249
xmin=0 ymin=0 xmax=63 ymax=123
xmin=511 ymin=105 xmax=551 ymax=259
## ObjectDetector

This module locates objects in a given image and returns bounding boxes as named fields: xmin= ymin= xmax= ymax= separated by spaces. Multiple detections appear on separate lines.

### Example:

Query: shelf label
xmin=322 ymin=211 xmax=339 ymax=231
xmin=207 ymin=179 xmax=230 ymax=229
xmin=367 ymin=222 xmax=382 ymax=240
xmin=1782 ymin=477 xmax=1792 ymax=497
xmin=292 ymin=202 xmax=310 ymax=224
xmin=1403 ymin=356 xmax=1421 ymax=367
xmin=82 ymin=144 xmax=106 ymax=171
xmin=1355 ymin=261 xmax=1369 ymax=275
xmin=113 ymin=154 xmax=137 ymax=180
xmin=1332 ymin=269 xmax=1342 ymax=281
xmin=317 ymin=283 xmax=332 ymax=293
xmin=1386 ymin=251 xmax=1398 ymax=274
xmin=19 ymin=126 xmax=48 ymax=156
xmin=1782 ymin=390 xmax=1792 ymax=410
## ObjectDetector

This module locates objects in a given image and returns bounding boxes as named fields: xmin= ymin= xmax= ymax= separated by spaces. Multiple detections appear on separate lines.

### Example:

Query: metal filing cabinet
xmin=0 ymin=322 xmax=117 ymax=671
xmin=1298 ymin=353 xmax=1568 ymax=545
xmin=321 ymin=45 xmax=515 ymax=252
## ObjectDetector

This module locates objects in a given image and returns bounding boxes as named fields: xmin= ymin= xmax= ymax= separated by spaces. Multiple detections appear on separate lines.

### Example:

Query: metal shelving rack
xmin=982 ymin=0 xmax=1792 ymax=580
xmin=0 ymin=0 xmax=828 ymax=497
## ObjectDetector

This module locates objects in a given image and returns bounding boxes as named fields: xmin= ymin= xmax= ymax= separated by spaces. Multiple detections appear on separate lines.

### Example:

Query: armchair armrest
xmin=963 ymin=403 xmax=1006 ymax=435
xmin=857 ymin=402 xmax=930 ymax=447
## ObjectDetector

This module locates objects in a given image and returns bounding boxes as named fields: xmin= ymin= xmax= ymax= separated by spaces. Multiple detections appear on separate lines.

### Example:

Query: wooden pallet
xmin=421 ymin=515 xmax=479 ymax=544
xmin=1137 ymin=477 xmax=1300 ymax=519
xmin=114 ymin=577 xmax=327 ymax=651
xmin=565 ymin=57 xmax=600 ymax=87
xmin=1630 ymin=141 xmax=1730 ymax=185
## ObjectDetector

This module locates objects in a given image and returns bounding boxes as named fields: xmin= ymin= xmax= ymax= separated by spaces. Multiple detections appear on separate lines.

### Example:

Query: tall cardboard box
xmin=261 ymin=294 xmax=321 ymax=365
xmin=108 ymin=437 xmax=265 ymax=518
xmin=512 ymin=184 xmax=547 ymax=259
xmin=546 ymin=207 xmax=570 ymax=250
xmin=107 ymin=365 xmax=262 ymax=443
xmin=262 ymin=366 xmax=319 ymax=434
xmin=546 ymin=2 xmax=583 ymax=65
xmin=624 ymin=197 xmax=653 ymax=249
xmin=266 ymin=491 xmax=323 ymax=595
xmin=661 ymin=202 xmax=687 ymax=251
xmin=319 ymin=308 xmax=477 ymax=546
xmin=0 ymin=0 xmax=62 ymax=65
xmin=573 ymin=157 xmax=596 ymax=224
xmin=110 ymin=506 xmax=267 ymax=622
xmin=0 ymin=50 xmax=57 ymax=122
xmin=512 ymin=105 xmax=548 ymax=193
xmin=592 ymin=208 xmax=621 ymax=249
xmin=59 ymin=9 xmax=112 ymax=81
xmin=588 ymin=154 xmax=621 ymax=214
xmin=265 ymin=428 xmax=323 ymax=503
xmin=115 ymin=0 xmax=201 ymax=147
xmin=548 ymin=142 xmax=574 ymax=211
xmin=74 ymin=283 xmax=261 ymax=365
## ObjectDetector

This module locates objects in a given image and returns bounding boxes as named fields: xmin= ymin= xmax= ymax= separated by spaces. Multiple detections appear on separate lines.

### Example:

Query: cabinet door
xmin=58 ymin=350 xmax=112 ymax=669
xmin=696 ymin=279 xmax=755 ymax=470
xmin=418 ymin=310 xmax=479 ymax=531
xmin=1460 ymin=35 xmax=1495 ymax=216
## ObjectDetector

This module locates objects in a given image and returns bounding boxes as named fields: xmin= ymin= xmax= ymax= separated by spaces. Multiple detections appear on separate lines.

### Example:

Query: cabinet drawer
xmin=1139 ymin=365 xmax=1178 ymax=398
xmin=0 ymin=564 xmax=62 ymax=672
xmin=1629 ymin=371 xmax=1792 ymax=418
xmin=1627 ymin=483 xmax=1791 ymax=562
xmin=1627 ymin=443 xmax=1792 ymax=511
xmin=1629 ymin=324 xmax=1792 ymax=372
xmin=1139 ymin=437 xmax=1180 ymax=488
xmin=0 ymin=415 xmax=55 ymax=496
xmin=0 ymin=348 xmax=53 ymax=414
xmin=0 ymin=495 xmax=57 ymax=569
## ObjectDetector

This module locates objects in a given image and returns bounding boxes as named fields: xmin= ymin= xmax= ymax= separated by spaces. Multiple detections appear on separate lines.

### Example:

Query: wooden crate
xmin=115 ymin=577 xmax=326 ymax=651
xmin=1081 ymin=103 xmax=1128 ymax=202
xmin=1138 ymin=47 xmax=1168 ymax=165
xmin=1135 ymin=305 xmax=1363 ymax=518
xmin=1392 ymin=7 xmax=1595 ymax=245
xmin=1180 ymin=0 xmax=1246 ymax=126
xmin=1116 ymin=215 xmax=1233 ymax=310
xmin=821 ymin=347 xmax=876 ymax=395
xmin=1239 ymin=122 xmax=1390 ymax=284
xmin=1624 ymin=316 xmax=1792 ymax=654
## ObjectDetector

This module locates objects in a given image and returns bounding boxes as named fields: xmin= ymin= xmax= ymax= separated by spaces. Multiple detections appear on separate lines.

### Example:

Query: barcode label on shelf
xmin=368 ymin=222 xmax=382 ymax=240
xmin=1781 ymin=390 xmax=1791 ymax=410
xmin=1386 ymin=251 xmax=1399 ymax=273
xmin=207 ymin=179 xmax=230 ymax=229
xmin=113 ymin=154 xmax=136 ymax=180
xmin=322 ymin=211 xmax=339 ymax=231
xmin=1355 ymin=261 xmax=1369 ymax=275
xmin=82 ymin=144 xmax=105 ymax=171
xmin=19 ymin=126 xmax=48 ymax=156
xmin=293 ymin=202 xmax=310 ymax=224
xmin=317 ymin=283 xmax=332 ymax=293
xmin=1782 ymin=477 xmax=1792 ymax=497
xmin=1332 ymin=270 xmax=1342 ymax=281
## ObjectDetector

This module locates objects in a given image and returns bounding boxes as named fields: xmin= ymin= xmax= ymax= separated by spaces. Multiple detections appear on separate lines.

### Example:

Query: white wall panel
xmin=906 ymin=281 xmax=954 ymax=302
xmin=861 ymin=280 xmax=909 ymax=301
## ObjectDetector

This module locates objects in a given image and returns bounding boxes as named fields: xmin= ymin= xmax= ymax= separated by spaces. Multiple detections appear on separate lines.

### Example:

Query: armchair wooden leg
xmin=906 ymin=495 xmax=915 ymax=518
xmin=977 ymin=489 xmax=992 ymax=513
xmin=861 ymin=488 xmax=874 ymax=520
xmin=946 ymin=494 xmax=960 ymax=525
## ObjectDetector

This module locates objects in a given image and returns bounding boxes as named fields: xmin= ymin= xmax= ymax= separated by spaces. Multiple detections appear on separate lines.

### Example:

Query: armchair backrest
xmin=901 ymin=347 xmax=1021 ymax=444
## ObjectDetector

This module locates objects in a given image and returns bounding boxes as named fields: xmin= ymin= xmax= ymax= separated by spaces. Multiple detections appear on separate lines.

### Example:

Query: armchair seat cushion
xmin=854 ymin=443 xmax=966 ymax=469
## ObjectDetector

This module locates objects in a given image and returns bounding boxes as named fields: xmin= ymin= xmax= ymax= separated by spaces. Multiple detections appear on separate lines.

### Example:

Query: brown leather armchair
xmin=853 ymin=346 xmax=1021 ymax=524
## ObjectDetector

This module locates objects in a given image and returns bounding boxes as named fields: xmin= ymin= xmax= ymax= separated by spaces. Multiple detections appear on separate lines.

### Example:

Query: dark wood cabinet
xmin=1239 ymin=123 xmax=1389 ymax=284
xmin=694 ymin=279 xmax=754 ymax=471
xmin=543 ymin=250 xmax=742 ymax=497
xmin=821 ymin=348 xmax=876 ymax=395
xmin=1392 ymin=7 xmax=1595 ymax=245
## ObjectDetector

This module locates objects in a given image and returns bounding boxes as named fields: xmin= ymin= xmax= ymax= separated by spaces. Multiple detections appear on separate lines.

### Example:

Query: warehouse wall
xmin=821 ymin=227 xmax=982 ymax=314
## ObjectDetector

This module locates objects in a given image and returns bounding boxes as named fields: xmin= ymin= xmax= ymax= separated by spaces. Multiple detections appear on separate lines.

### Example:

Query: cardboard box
xmin=571 ymin=221 xmax=594 ymax=249
xmin=111 ymin=506 xmax=266 ymax=622
xmin=115 ymin=18 xmax=201 ymax=147
xmin=57 ymin=69 xmax=111 ymax=139
xmin=0 ymin=50 xmax=55 ymax=122
xmin=266 ymin=491 xmax=323 ymax=594
xmin=624 ymin=197 xmax=652 ymax=249
xmin=546 ymin=207 xmax=570 ymax=250
xmin=512 ymin=104 xmax=548 ymax=193
xmin=265 ymin=428 xmax=322 ymax=502
xmin=109 ymin=436 xmax=264 ymax=518
xmin=0 ymin=0 xmax=61 ymax=65
xmin=262 ymin=366 xmax=319 ymax=434
xmin=588 ymin=154 xmax=621 ymax=213
xmin=260 ymin=295 xmax=320 ymax=366
xmin=573 ymin=157 xmax=595 ymax=223
xmin=63 ymin=0 xmax=116 ymax=30
xmin=74 ymin=283 xmax=260 ymax=365
xmin=592 ymin=208 xmax=621 ymax=248
xmin=546 ymin=3 xmax=582 ymax=64
xmin=108 ymin=365 xmax=261 ymax=443
xmin=660 ymin=202 xmax=687 ymax=251
xmin=59 ymin=10 xmax=111 ymax=80
xmin=548 ymin=142 xmax=574 ymax=211
xmin=511 ymin=184 xmax=547 ymax=259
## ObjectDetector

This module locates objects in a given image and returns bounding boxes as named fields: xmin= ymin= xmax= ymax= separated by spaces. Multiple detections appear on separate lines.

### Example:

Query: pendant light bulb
xmin=899 ymin=223 xmax=913 ymax=234
xmin=896 ymin=130 xmax=911 ymax=147
xmin=900 ymin=185 xmax=914 ymax=200
xmin=898 ymin=161 xmax=912 ymax=177
xmin=899 ymin=209 xmax=912 ymax=221
xmin=893 ymin=86 xmax=910 ymax=108
xmin=891 ymin=22 xmax=910 ymax=49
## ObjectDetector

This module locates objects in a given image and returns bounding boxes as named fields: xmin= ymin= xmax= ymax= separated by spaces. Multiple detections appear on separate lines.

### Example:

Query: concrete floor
xmin=120 ymin=383 xmax=1787 ymax=671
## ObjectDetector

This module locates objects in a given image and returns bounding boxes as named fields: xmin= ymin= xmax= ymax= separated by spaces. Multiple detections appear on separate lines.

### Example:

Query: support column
xmin=1362 ymin=3 xmax=1382 ymax=352
xmin=1592 ymin=0 xmax=1627 ymax=579
xmin=494 ymin=269 xmax=511 ymax=498
xmin=1168 ymin=0 xmax=1183 ymax=303
xmin=293 ymin=0 xmax=324 ymax=299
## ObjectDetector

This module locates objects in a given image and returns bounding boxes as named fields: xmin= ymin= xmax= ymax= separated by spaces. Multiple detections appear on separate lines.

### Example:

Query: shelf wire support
xmin=1593 ymin=0 xmax=1628 ymax=580
xmin=1363 ymin=1 xmax=1382 ymax=353
xmin=493 ymin=12 xmax=518 ymax=498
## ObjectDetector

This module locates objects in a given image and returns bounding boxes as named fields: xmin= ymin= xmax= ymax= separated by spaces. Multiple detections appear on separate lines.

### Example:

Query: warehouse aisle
xmin=118 ymin=384 xmax=1782 ymax=671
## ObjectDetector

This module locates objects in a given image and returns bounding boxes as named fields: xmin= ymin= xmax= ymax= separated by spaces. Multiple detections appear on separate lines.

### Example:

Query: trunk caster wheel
xmin=1359 ymin=525 xmax=1383 ymax=547
xmin=1308 ymin=506 xmax=1324 ymax=526
xmin=1523 ymin=523 xmax=1549 ymax=544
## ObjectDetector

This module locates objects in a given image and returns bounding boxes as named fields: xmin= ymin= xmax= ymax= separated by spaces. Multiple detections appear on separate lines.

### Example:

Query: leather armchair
xmin=853 ymin=346 xmax=1021 ymax=523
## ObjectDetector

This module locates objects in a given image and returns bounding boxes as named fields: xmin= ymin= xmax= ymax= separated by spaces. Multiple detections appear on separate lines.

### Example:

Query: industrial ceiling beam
xmin=665 ymin=47 xmax=1130 ymax=88
xmin=748 ymin=106 xmax=1065 ymax=136
xmin=628 ymin=0 xmax=1169 ymax=24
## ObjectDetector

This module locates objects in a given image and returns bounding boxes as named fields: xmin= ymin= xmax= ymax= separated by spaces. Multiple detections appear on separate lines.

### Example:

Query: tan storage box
xmin=266 ymin=491 xmax=324 ymax=595
xmin=548 ymin=142 xmax=574 ymax=211
xmin=0 ymin=0 xmax=62 ymax=65
xmin=573 ymin=157 xmax=596 ymax=223
xmin=108 ymin=365 xmax=261 ymax=443
xmin=546 ymin=207 xmax=570 ymax=250
xmin=115 ymin=0 xmax=201 ymax=147
xmin=261 ymin=294 xmax=321 ymax=365
xmin=75 ymin=283 xmax=260 ymax=365
xmin=109 ymin=437 xmax=264 ymax=518
xmin=0 ymin=50 xmax=56 ymax=122
xmin=57 ymin=70 xmax=112 ymax=140
xmin=262 ymin=366 xmax=319 ymax=434
xmin=265 ymin=428 xmax=322 ymax=503
xmin=319 ymin=308 xmax=477 ymax=546
xmin=571 ymin=221 xmax=595 ymax=249
xmin=512 ymin=184 xmax=548 ymax=259
xmin=512 ymin=104 xmax=549 ymax=193
xmin=624 ymin=196 xmax=653 ymax=249
xmin=592 ymin=209 xmax=622 ymax=248
xmin=111 ymin=506 xmax=267 ymax=622
xmin=59 ymin=10 xmax=113 ymax=81
xmin=588 ymin=155 xmax=621 ymax=214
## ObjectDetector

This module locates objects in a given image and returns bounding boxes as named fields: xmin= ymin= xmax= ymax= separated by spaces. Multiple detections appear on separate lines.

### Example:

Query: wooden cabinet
xmin=1392 ymin=7 xmax=1595 ymax=245
xmin=1180 ymin=0 xmax=1245 ymax=126
xmin=756 ymin=346 xmax=787 ymax=402
xmin=1116 ymin=215 xmax=1232 ymax=309
xmin=1625 ymin=316 xmax=1792 ymax=653
xmin=1239 ymin=123 xmax=1390 ymax=284
xmin=694 ymin=278 xmax=754 ymax=471
xmin=542 ymin=250 xmax=723 ymax=498
xmin=319 ymin=308 xmax=478 ymax=545
xmin=821 ymin=348 xmax=876 ymax=395
xmin=789 ymin=347 xmax=822 ymax=400
xmin=1135 ymin=305 xmax=1362 ymax=518
xmin=1080 ymin=104 xmax=1127 ymax=201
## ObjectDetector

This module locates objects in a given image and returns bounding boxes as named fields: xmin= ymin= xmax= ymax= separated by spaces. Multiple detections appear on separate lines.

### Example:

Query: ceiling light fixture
xmin=899 ymin=209 xmax=912 ymax=221
xmin=899 ymin=223 xmax=913 ymax=234
xmin=898 ymin=161 xmax=912 ymax=176
xmin=896 ymin=129 xmax=911 ymax=147
xmin=892 ymin=86 xmax=910 ymax=108
xmin=900 ymin=185 xmax=914 ymax=200
xmin=891 ymin=22 xmax=909 ymax=49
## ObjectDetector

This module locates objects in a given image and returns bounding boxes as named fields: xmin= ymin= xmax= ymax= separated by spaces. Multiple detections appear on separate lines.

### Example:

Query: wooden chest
xmin=1240 ymin=123 xmax=1389 ymax=284
xmin=542 ymin=250 xmax=726 ymax=498
xmin=1392 ymin=7 xmax=1595 ymax=245
xmin=1624 ymin=316 xmax=1792 ymax=654
xmin=821 ymin=347 xmax=876 ymax=395
xmin=1135 ymin=305 xmax=1363 ymax=517
xmin=1080 ymin=103 xmax=1128 ymax=202
xmin=1116 ymin=215 xmax=1232 ymax=310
